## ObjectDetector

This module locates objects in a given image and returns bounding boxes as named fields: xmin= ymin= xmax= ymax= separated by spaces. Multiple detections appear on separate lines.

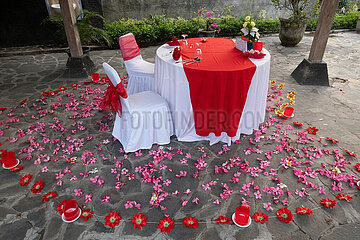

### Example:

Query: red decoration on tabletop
xmin=42 ymin=191 xmax=58 ymax=202
xmin=296 ymin=207 xmax=313 ymax=215
xmin=131 ymin=213 xmax=147 ymax=229
xmin=283 ymin=107 xmax=294 ymax=118
xmin=31 ymin=180 xmax=44 ymax=193
xmin=252 ymin=42 xmax=263 ymax=51
xmin=2 ymin=151 xmax=20 ymax=169
xmin=354 ymin=163 xmax=360 ymax=172
xmin=320 ymin=198 xmax=337 ymax=208
xmin=336 ymin=194 xmax=353 ymax=202
xmin=183 ymin=216 xmax=199 ymax=228
xmin=105 ymin=211 xmax=121 ymax=228
xmin=215 ymin=216 xmax=232 ymax=224
xmin=59 ymin=86 xmax=67 ymax=91
xmin=62 ymin=200 xmax=81 ymax=222
xmin=20 ymin=174 xmax=33 ymax=186
xmin=345 ymin=150 xmax=357 ymax=157
xmin=276 ymin=208 xmax=293 ymax=223
xmin=71 ymin=83 xmax=79 ymax=88
xmin=307 ymin=126 xmax=319 ymax=135
xmin=99 ymin=78 xmax=128 ymax=117
xmin=166 ymin=35 xmax=180 ymax=46
xmin=80 ymin=209 xmax=94 ymax=222
xmin=158 ymin=217 xmax=175 ymax=233
xmin=172 ymin=47 xmax=181 ymax=61
xmin=232 ymin=206 xmax=251 ymax=227
xmin=252 ymin=212 xmax=268 ymax=224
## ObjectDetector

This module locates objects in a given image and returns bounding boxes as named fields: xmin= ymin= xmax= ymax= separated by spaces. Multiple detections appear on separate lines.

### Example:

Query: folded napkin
xmin=166 ymin=35 xmax=180 ymax=46
xmin=172 ymin=47 xmax=181 ymax=60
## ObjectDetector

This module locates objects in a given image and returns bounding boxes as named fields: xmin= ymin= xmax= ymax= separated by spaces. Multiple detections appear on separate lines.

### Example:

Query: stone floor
xmin=0 ymin=31 xmax=359 ymax=240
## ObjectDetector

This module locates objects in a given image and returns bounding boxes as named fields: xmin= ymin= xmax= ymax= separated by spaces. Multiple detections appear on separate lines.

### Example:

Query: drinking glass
xmin=181 ymin=34 xmax=188 ymax=46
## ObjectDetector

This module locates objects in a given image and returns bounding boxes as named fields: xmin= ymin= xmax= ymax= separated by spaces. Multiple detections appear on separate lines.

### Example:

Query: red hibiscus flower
xmin=276 ymin=208 xmax=293 ymax=223
xmin=326 ymin=137 xmax=339 ymax=144
xmin=214 ymin=216 xmax=232 ymax=224
xmin=345 ymin=150 xmax=357 ymax=158
xmin=20 ymin=174 xmax=32 ymax=186
xmin=296 ymin=207 xmax=313 ymax=215
xmin=71 ymin=83 xmax=79 ymax=88
xmin=10 ymin=166 xmax=24 ymax=172
xmin=320 ymin=198 xmax=337 ymax=208
xmin=354 ymin=163 xmax=360 ymax=172
xmin=183 ymin=216 xmax=199 ymax=228
xmin=59 ymin=86 xmax=67 ymax=91
xmin=336 ymin=194 xmax=353 ymax=202
xmin=131 ymin=213 xmax=147 ymax=229
xmin=293 ymin=121 xmax=303 ymax=126
xmin=158 ymin=217 xmax=175 ymax=233
xmin=56 ymin=200 xmax=66 ymax=215
xmin=42 ymin=191 xmax=58 ymax=202
xmin=306 ymin=127 xmax=319 ymax=135
xmin=42 ymin=91 xmax=50 ymax=97
xmin=31 ymin=180 xmax=44 ymax=193
xmin=252 ymin=212 xmax=268 ymax=224
xmin=105 ymin=211 xmax=121 ymax=228
xmin=80 ymin=209 xmax=94 ymax=222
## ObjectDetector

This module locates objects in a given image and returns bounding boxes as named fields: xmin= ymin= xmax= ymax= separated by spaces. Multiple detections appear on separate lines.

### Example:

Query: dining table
xmin=154 ymin=37 xmax=271 ymax=145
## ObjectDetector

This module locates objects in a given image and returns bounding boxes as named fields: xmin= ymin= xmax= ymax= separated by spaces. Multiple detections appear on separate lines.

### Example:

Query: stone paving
xmin=0 ymin=31 xmax=359 ymax=240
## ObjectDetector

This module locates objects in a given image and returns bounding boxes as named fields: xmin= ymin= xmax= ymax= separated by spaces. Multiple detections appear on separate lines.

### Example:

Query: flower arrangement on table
xmin=195 ymin=6 xmax=221 ymax=34
xmin=240 ymin=15 xmax=260 ymax=47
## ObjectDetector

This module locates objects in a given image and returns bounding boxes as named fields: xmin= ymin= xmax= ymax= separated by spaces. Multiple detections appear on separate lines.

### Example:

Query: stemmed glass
xmin=181 ymin=34 xmax=188 ymax=46
xmin=195 ymin=42 xmax=202 ymax=55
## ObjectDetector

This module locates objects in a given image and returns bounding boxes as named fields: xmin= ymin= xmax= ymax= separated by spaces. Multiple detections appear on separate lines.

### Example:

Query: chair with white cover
xmin=119 ymin=33 xmax=155 ymax=95
xmin=102 ymin=62 xmax=173 ymax=153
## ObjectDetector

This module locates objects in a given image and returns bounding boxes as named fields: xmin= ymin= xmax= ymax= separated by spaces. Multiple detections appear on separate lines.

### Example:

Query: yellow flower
xmin=289 ymin=100 xmax=295 ymax=105
xmin=243 ymin=22 xmax=248 ymax=28
xmin=270 ymin=80 xmax=277 ymax=85
xmin=287 ymin=93 xmax=295 ymax=99
xmin=289 ymin=90 xmax=296 ymax=95
xmin=278 ymin=83 xmax=284 ymax=89
xmin=245 ymin=16 xmax=251 ymax=21
xmin=280 ymin=103 xmax=289 ymax=110
xmin=251 ymin=21 xmax=256 ymax=27
xmin=275 ymin=109 xmax=283 ymax=116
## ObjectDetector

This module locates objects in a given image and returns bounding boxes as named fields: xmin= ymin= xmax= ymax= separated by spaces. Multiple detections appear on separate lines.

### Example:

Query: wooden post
xmin=309 ymin=0 xmax=340 ymax=61
xmin=59 ymin=0 xmax=83 ymax=57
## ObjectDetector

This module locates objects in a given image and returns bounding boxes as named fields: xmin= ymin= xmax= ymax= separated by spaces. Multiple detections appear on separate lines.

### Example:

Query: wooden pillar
xmin=59 ymin=0 xmax=83 ymax=57
xmin=309 ymin=0 xmax=340 ymax=61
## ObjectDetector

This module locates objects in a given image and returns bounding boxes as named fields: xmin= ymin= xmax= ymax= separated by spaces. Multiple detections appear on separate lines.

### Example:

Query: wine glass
xmin=181 ymin=34 xmax=188 ymax=46
xmin=195 ymin=43 xmax=202 ymax=55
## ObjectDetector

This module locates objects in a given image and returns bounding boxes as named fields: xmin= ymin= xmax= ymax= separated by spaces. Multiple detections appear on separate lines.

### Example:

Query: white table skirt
xmin=154 ymin=42 xmax=271 ymax=145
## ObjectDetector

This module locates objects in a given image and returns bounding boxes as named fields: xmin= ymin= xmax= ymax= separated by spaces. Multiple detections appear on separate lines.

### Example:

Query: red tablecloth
xmin=181 ymin=37 xmax=256 ymax=137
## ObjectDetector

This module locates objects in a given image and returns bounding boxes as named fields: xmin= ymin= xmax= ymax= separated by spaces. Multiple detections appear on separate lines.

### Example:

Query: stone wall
xmin=101 ymin=0 xmax=281 ymax=23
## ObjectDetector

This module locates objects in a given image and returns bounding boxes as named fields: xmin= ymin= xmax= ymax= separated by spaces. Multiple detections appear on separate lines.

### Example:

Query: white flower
xmin=241 ymin=27 xmax=249 ymax=36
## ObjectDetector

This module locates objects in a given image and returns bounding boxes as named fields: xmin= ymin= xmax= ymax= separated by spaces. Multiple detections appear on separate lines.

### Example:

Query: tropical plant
xmin=43 ymin=10 xmax=112 ymax=46
xmin=270 ymin=0 xmax=320 ymax=23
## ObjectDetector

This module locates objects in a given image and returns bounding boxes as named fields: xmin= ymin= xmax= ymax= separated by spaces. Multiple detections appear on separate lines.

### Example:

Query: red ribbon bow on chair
xmin=100 ymin=78 xmax=128 ymax=117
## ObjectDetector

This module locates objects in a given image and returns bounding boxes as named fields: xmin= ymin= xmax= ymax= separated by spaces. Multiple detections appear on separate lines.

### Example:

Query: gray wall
xmin=101 ymin=0 xmax=281 ymax=23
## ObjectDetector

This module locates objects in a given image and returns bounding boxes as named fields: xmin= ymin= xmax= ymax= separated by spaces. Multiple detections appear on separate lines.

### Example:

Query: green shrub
xmin=104 ymin=9 xmax=359 ymax=48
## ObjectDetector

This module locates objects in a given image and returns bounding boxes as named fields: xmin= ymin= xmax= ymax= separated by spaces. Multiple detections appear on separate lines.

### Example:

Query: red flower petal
xmin=345 ymin=150 xmax=357 ymax=158
xmin=41 ymin=191 xmax=58 ymax=202
xmin=336 ymin=194 xmax=353 ymax=203
xmin=252 ymin=212 xmax=269 ymax=224
xmin=80 ymin=209 xmax=94 ymax=222
xmin=20 ymin=174 xmax=32 ymax=186
xmin=131 ymin=213 xmax=147 ymax=229
xmin=320 ymin=198 xmax=337 ymax=208
xmin=296 ymin=207 xmax=313 ymax=215
xmin=31 ymin=180 xmax=44 ymax=193
xmin=214 ymin=216 xmax=232 ymax=224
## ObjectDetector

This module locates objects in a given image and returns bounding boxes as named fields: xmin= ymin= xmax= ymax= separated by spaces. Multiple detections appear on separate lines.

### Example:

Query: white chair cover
xmin=103 ymin=62 xmax=173 ymax=153
xmin=119 ymin=33 xmax=155 ymax=95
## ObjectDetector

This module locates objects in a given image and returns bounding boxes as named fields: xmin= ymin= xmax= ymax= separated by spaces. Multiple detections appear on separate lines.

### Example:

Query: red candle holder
xmin=92 ymin=73 xmax=100 ymax=81
xmin=62 ymin=200 xmax=81 ymax=223
xmin=232 ymin=206 xmax=252 ymax=227
xmin=1 ymin=151 xmax=20 ymax=169
xmin=283 ymin=107 xmax=294 ymax=118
